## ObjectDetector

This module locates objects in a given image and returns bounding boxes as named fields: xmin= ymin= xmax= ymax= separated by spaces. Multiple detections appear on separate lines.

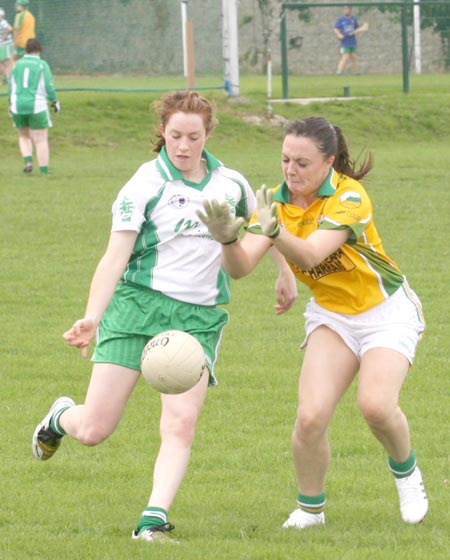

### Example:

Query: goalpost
xmin=222 ymin=0 xmax=240 ymax=96
xmin=181 ymin=0 xmax=240 ymax=96
xmin=0 ymin=1 xmax=239 ymax=97
xmin=279 ymin=1 xmax=429 ymax=98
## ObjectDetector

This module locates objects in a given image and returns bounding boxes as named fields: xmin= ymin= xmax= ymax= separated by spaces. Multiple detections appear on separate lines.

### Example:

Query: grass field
xmin=0 ymin=74 xmax=449 ymax=559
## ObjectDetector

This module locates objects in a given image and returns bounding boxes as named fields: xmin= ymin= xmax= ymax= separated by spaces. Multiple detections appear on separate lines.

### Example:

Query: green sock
xmin=40 ymin=166 xmax=49 ymax=174
xmin=297 ymin=492 xmax=326 ymax=514
xmin=24 ymin=156 xmax=32 ymax=164
xmin=136 ymin=507 xmax=168 ymax=535
xmin=49 ymin=406 xmax=71 ymax=437
xmin=389 ymin=450 xmax=417 ymax=478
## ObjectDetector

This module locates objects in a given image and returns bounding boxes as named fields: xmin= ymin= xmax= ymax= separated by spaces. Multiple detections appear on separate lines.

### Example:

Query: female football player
xmin=31 ymin=91 xmax=297 ymax=542
xmin=197 ymin=116 xmax=428 ymax=529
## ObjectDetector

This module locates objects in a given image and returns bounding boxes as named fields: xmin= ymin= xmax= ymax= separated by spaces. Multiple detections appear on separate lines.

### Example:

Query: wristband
xmin=268 ymin=226 xmax=280 ymax=239
xmin=222 ymin=238 xmax=238 ymax=245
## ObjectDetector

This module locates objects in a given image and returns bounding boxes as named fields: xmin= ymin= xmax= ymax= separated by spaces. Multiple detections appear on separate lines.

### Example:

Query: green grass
xmin=0 ymin=75 xmax=449 ymax=559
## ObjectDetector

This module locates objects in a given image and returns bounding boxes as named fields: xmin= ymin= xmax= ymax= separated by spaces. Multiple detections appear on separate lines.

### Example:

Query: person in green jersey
xmin=197 ymin=116 xmax=428 ymax=529
xmin=9 ymin=38 xmax=60 ymax=174
xmin=32 ymin=91 xmax=298 ymax=543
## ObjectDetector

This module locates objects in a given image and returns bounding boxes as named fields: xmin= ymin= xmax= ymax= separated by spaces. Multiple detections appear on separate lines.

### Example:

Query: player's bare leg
xmin=150 ymin=371 xmax=209 ymax=507
xmin=32 ymin=363 xmax=140 ymax=460
xmin=30 ymin=128 xmax=50 ymax=173
xmin=18 ymin=127 xmax=33 ymax=172
xmin=132 ymin=371 xmax=209 ymax=542
xmin=336 ymin=53 xmax=350 ymax=74
xmin=59 ymin=363 xmax=140 ymax=444
xmin=284 ymin=327 xmax=358 ymax=529
xmin=358 ymin=348 xmax=428 ymax=524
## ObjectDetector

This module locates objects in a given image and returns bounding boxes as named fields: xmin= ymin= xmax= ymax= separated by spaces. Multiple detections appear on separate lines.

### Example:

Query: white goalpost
xmin=180 ymin=0 xmax=239 ymax=96
xmin=222 ymin=0 xmax=240 ymax=96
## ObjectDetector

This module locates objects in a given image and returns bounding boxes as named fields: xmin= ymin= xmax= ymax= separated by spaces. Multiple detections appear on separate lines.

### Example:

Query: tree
xmin=240 ymin=0 xmax=311 ymax=73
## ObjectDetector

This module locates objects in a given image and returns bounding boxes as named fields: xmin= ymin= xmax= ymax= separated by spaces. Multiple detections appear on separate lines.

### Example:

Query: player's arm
xmin=196 ymin=199 xmax=270 ymax=278
xmin=334 ymin=26 xmax=344 ymax=40
xmin=272 ymin=228 xmax=350 ymax=271
xmin=13 ymin=12 xmax=23 ymax=40
xmin=256 ymin=184 xmax=350 ymax=270
xmin=1 ymin=24 xmax=12 ymax=40
xmin=220 ymin=232 xmax=271 ymax=278
xmin=268 ymin=246 xmax=298 ymax=314
xmin=42 ymin=62 xmax=57 ymax=102
xmin=63 ymin=230 xmax=138 ymax=356
xmin=354 ymin=22 xmax=369 ymax=35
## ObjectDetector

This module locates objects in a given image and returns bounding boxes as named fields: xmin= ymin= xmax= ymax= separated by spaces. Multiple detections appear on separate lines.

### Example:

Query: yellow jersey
xmin=14 ymin=10 xmax=35 ymax=49
xmin=247 ymin=169 xmax=404 ymax=314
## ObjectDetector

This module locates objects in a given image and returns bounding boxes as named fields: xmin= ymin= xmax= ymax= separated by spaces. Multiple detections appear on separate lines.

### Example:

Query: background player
xmin=334 ymin=5 xmax=367 ymax=75
xmin=9 ymin=37 xmax=60 ymax=174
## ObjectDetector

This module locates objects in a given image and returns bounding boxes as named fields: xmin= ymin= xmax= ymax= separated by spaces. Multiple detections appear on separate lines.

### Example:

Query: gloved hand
xmin=256 ymin=184 xmax=280 ymax=238
xmin=51 ymin=100 xmax=61 ymax=113
xmin=196 ymin=199 xmax=244 ymax=245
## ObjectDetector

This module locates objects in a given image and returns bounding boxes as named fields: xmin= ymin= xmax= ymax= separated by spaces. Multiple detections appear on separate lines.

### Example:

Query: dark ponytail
xmin=333 ymin=125 xmax=373 ymax=180
xmin=284 ymin=117 xmax=373 ymax=181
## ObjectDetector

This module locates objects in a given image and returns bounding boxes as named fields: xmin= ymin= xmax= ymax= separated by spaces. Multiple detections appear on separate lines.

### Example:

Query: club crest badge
xmin=168 ymin=194 xmax=189 ymax=209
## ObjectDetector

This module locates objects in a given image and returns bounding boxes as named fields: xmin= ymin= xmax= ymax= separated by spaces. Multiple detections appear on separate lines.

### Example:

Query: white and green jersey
xmin=112 ymin=148 xmax=256 ymax=306
xmin=0 ymin=19 xmax=13 ymax=47
xmin=9 ymin=54 xmax=56 ymax=114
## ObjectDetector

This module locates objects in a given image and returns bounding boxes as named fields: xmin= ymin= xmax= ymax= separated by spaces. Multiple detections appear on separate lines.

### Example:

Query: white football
xmin=141 ymin=330 xmax=206 ymax=394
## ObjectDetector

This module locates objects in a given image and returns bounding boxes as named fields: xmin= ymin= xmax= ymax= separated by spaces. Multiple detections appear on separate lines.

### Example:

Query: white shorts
xmin=301 ymin=281 xmax=425 ymax=364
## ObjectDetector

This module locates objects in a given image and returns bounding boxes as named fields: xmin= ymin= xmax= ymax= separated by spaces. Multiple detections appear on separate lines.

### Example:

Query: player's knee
xmin=160 ymin=413 xmax=197 ymax=446
xmin=358 ymin=395 xmax=391 ymax=427
xmin=293 ymin=407 xmax=329 ymax=443
xmin=76 ymin=423 xmax=112 ymax=446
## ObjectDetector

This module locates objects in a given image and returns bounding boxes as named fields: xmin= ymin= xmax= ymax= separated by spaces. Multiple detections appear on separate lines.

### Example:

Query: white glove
xmin=196 ymin=199 xmax=244 ymax=245
xmin=256 ymin=184 xmax=280 ymax=238
xmin=51 ymin=100 xmax=61 ymax=113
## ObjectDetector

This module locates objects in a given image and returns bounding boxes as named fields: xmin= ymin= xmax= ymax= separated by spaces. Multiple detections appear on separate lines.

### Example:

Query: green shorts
xmin=341 ymin=47 xmax=357 ymax=54
xmin=11 ymin=110 xmax=51 ymax=130
xmin=92 ymin=281 xmax=229 ymax=385
xmin=15 ymin=46 xmax=26 ymax=57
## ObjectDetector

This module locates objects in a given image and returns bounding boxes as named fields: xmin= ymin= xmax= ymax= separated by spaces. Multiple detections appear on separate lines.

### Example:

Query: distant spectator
xmin=13 ymin=0 xmax=35 ymax=59
xmin=334 ymin=5 xmax=368 ymax=75
xmin=0 ymin=7 xmax=13 ymax=83
xmin=9 ymin=38 xmax=60 ymax=175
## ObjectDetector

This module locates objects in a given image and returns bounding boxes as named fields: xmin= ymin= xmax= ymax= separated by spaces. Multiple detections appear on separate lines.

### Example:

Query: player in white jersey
xmin=0 ymin=8 xmax=13 ymax=83
xmin=32 ymin=91 xmax=297 ymax=543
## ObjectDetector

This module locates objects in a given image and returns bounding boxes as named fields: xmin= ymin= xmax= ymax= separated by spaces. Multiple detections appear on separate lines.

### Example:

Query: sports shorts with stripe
xmin=301 ymin=280 xmax=425 ymax=364
xmin=92 ymin=281 xmax=229 ymax=385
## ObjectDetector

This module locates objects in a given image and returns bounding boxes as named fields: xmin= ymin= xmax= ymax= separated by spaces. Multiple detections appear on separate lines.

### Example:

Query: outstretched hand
xmin=274 ymin=271 xmax=298 ymax=315
xmin=63 ymin=318 xmax=97 ymax=358
xmin=256 ymin=184 xmax=280 ymax=238
xmin=196 ymin=199 xmax=244 ymax=244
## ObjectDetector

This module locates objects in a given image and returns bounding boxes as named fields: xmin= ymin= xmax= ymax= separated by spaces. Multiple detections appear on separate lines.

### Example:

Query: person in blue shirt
xmin=333 ymin=5 xmax=367 ymax=75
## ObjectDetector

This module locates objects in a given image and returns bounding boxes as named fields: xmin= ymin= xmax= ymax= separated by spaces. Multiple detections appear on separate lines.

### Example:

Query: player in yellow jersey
xmin=13 ymin=0 xmax=35 ymax=59
xmin=197 ymin=116 xmax=428 ymax=528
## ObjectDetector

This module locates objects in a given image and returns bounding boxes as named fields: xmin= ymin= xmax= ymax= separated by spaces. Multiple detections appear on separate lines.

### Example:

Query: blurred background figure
xmin=13 ymin=0 xmax=34 ymax=60
xmin=0 ymin=7 xmax=13 ymax=83
xmin=333 ymin=5 xmax=368 ymax=75
xmin=9 ymin=38 xmax=60 ymax=174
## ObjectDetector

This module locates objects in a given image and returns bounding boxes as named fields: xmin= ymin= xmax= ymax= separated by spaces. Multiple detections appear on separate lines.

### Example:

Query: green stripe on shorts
xmin=92 ymin=282 xmax=229 ymax=385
